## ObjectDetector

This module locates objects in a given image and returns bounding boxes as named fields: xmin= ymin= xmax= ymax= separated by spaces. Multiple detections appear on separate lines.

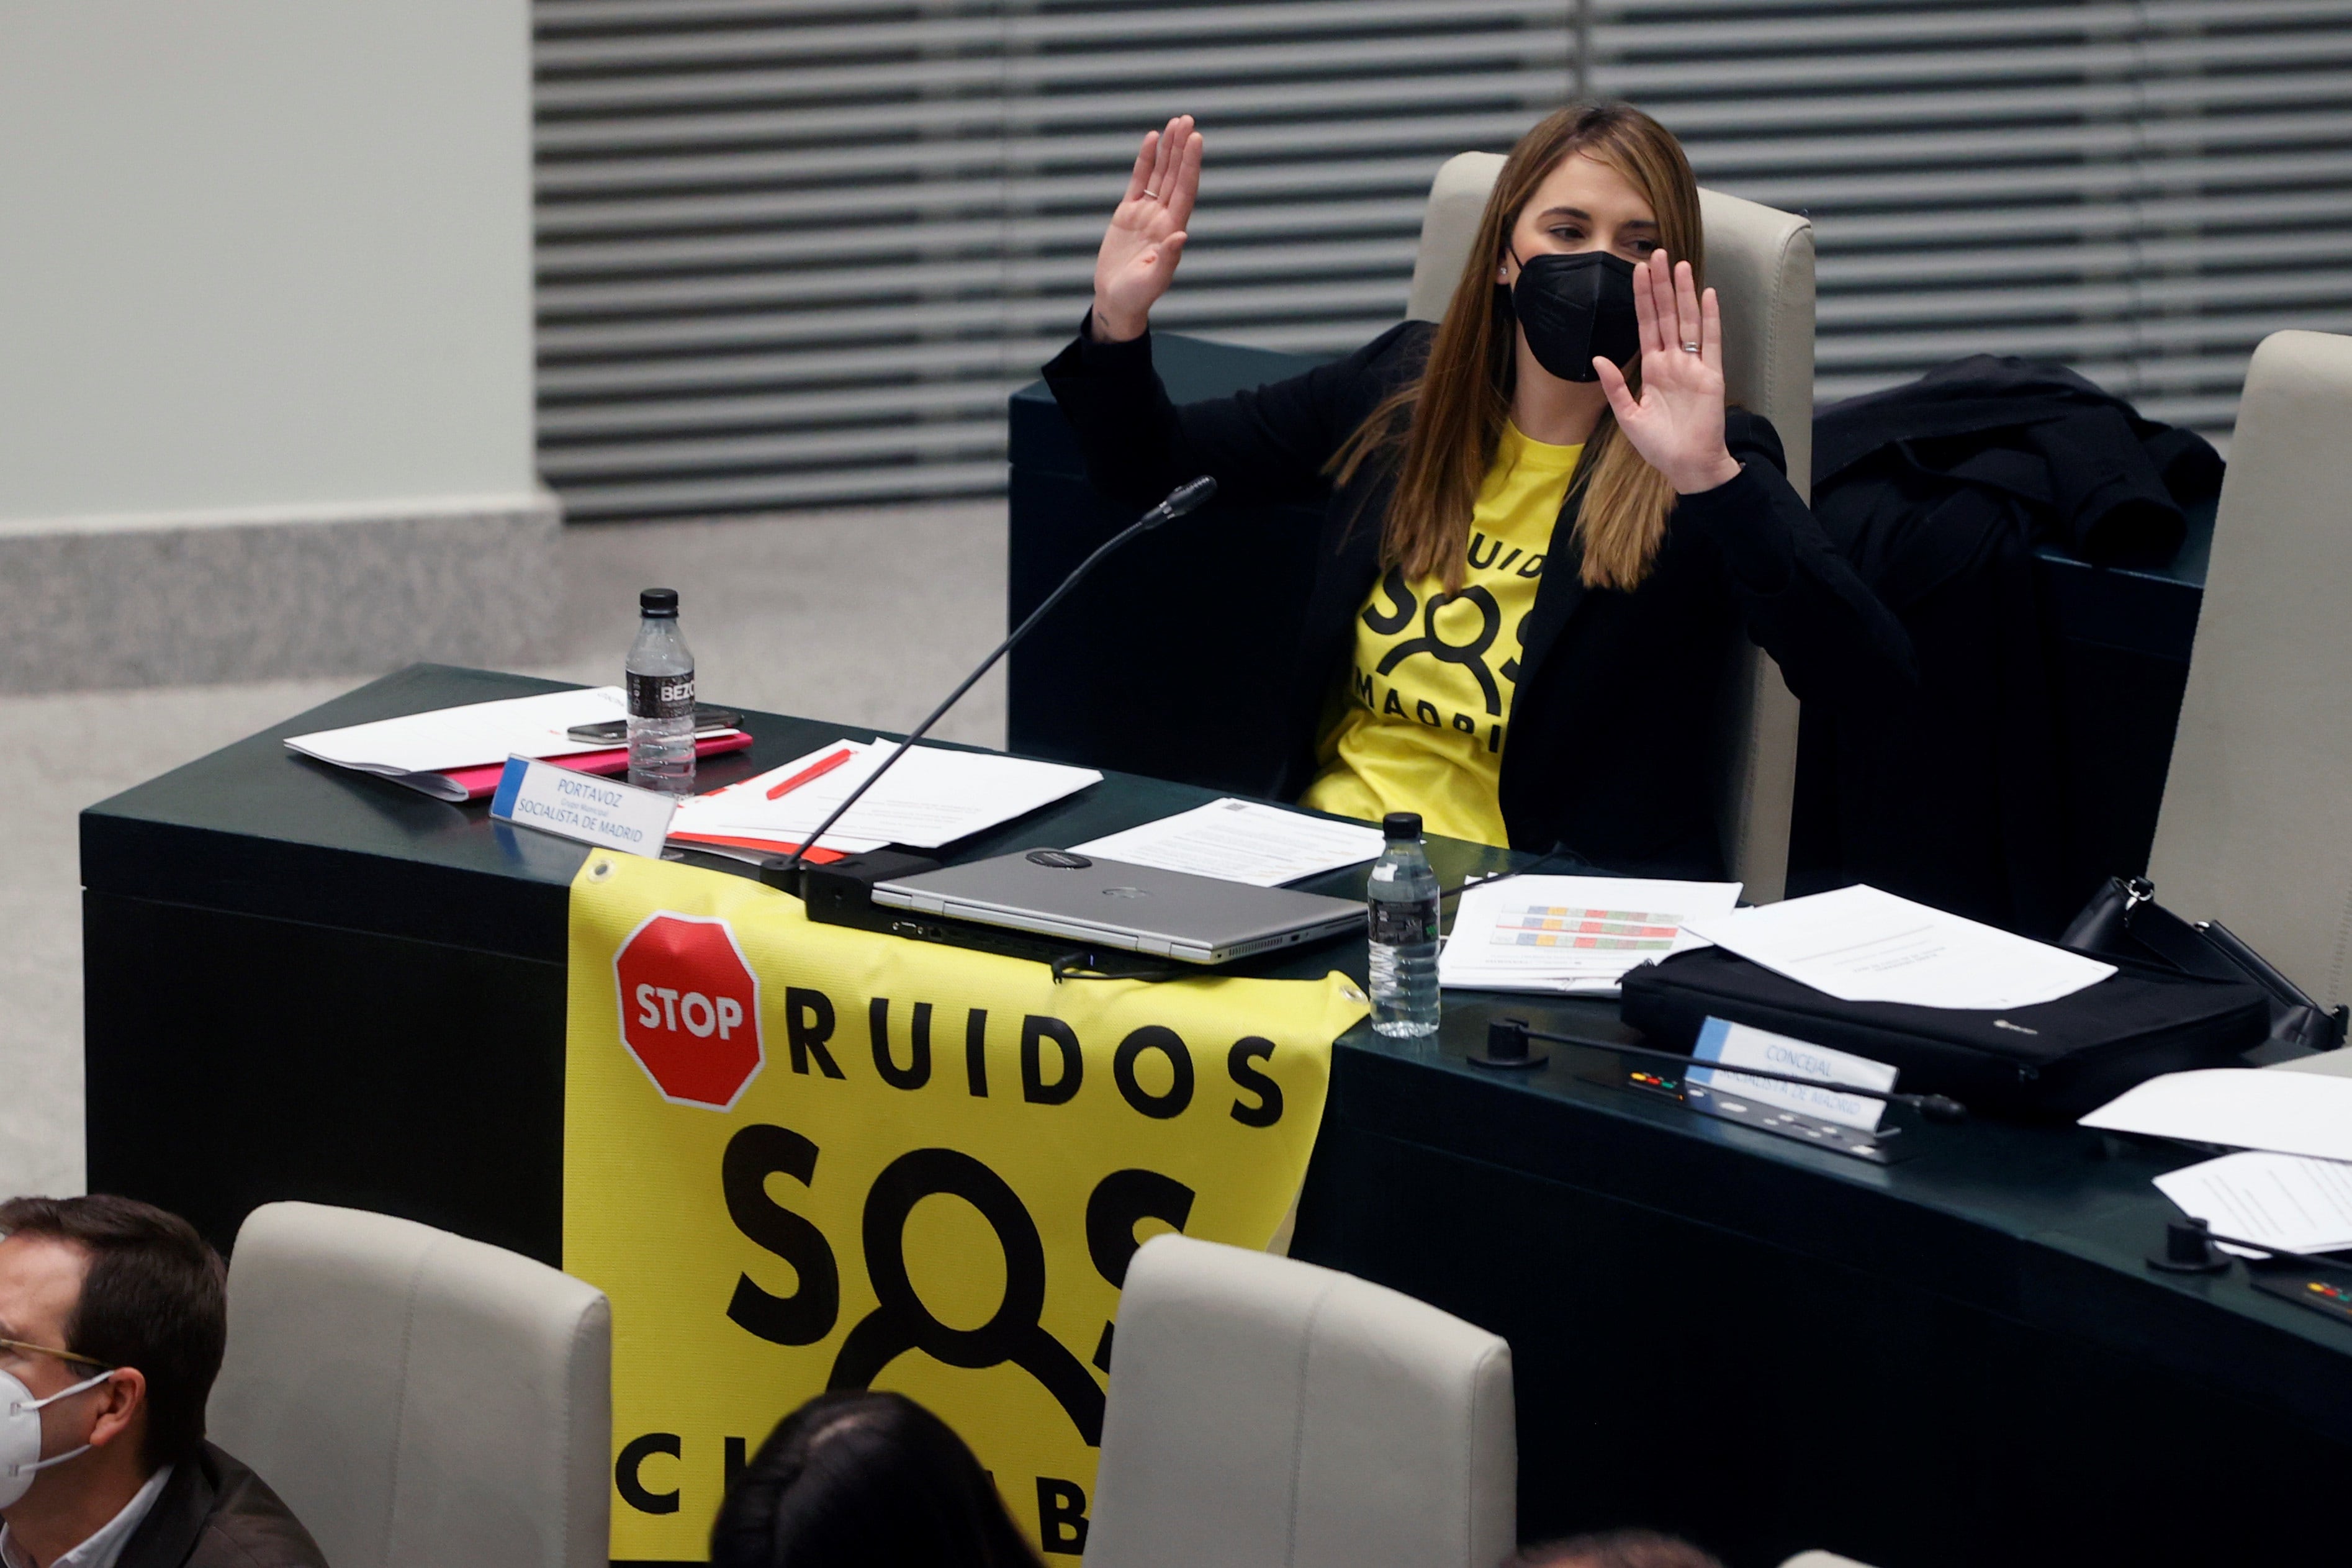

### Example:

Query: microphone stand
xmin=772 ymin=476 xmax=1219 ymax=881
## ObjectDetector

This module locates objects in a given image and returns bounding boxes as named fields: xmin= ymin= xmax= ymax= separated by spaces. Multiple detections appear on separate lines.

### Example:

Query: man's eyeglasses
xmin=0 ymin=1336 xmax=115 ymax=1372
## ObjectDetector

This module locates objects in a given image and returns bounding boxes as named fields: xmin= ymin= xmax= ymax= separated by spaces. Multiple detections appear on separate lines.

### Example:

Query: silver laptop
xmin=872 ymin=849 xmax=1362 ymax=965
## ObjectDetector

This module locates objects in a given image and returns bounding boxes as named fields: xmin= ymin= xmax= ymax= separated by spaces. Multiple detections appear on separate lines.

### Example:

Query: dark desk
xmin=85 ymin=666 xmax=2346 ymax=1568
xmin=1292 ymin=1014 xmax=2351 ymax=1564
xmin=78 ymin=662 xmax=1510 ymax=1261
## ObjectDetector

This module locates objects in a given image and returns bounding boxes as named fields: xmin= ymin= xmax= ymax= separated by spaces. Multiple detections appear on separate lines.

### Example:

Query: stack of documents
xmin=1069 ymin=798 xmax=1385 ymax=887
xmin=2153 ymin=1150 xmax=2352 ymax=1259
xmin=2081 ymin=1066 xmax=2352 ymax=1260
xmin=1438 ymin=875 xmax=1742 ymax=995
xmin=669 ymin=739 xmax=1100 ymax=855
xmin=1685 ymin=883 xmax=2114 ymax=1010
xmin=286 ymin=688 xmax=749 ymax=802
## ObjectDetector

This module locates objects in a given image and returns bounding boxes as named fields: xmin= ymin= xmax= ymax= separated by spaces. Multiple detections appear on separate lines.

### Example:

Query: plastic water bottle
xmin=1367 ymin=811 xmax=1441 ymax=1037
xmin=626 ymin=587 xmax=696 ymax=793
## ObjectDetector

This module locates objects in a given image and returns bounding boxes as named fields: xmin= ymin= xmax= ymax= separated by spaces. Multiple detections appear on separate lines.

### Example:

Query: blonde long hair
xmin=1332 ymin=102 xmax=1703 ymax=592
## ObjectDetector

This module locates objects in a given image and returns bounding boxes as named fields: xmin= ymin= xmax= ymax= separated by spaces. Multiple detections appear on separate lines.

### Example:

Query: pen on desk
xmin=768 ymin=746 xmax=857 ymax=800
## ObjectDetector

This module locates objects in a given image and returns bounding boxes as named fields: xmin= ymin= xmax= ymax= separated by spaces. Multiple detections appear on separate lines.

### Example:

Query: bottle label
xmin=628 ymin=671 xmax=695 ymax=720
xmin=1368 ymin=900 xmax=1437 ymax=947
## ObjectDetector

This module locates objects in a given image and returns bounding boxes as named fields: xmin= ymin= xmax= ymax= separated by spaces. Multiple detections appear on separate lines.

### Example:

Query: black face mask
xmin=1507 ymin=249 xmax=1640 ymax=382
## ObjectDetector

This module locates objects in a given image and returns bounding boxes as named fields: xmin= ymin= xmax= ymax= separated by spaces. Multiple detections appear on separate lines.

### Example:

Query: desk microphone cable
xmin=1487 ymin=1019 xmax=1970 ymax=1123
xmin=2150 ymin=1211 xmax=2352 ymax=1278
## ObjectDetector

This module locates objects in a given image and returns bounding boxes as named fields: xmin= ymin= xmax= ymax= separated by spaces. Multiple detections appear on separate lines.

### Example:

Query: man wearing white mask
xmin=0 ymin=1197 xmax=323 ymax=1568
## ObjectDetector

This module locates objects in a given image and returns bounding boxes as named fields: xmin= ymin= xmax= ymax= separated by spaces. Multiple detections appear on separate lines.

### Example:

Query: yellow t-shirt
xmin=1299 ymin=423 xmax=1583 ymax=847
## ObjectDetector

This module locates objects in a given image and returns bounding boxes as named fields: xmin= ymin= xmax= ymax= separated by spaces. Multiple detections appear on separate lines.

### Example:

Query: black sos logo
xmin=615 ymin=1127 xmax=1217 ymax=1554
xmin=719 ymin=1127 xmax=1197 ymax=1436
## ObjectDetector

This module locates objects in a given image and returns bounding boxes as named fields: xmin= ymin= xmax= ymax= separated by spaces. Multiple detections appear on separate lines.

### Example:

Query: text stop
xmin=614 ymin=912 xmax=765 ymax=1109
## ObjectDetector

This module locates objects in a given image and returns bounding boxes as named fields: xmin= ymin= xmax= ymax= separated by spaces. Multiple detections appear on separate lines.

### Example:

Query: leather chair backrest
xmin=1405 ymin=151 xmax=1814 ymax=899
xmin=1084 ymin=1233 xmax=1515 ymax=1568
xmin=2150 ymin=329 xmax=2352 ymax=1004
xmin=208 ymin=1202 xmax=612 ymax=1568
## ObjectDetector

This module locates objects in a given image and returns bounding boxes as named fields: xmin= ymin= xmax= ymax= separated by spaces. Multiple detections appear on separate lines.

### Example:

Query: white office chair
xmin=208 ymin=1202 xmax=613 ymax=1568
xmin=1084 ymin=1233 xmax=1515 ymax=1568
xmin=1406 ymin=153 xmax=1816 ymax=901
xmin=2149 ymin=329 xmax=2352 ymax=1007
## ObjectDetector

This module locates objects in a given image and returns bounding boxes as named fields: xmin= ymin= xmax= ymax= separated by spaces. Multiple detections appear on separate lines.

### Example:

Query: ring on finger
xmin=1682 ymin=341 xmax=1700 ymax=353
xmin=1143 ymin=188 xmax=1160 ymax=201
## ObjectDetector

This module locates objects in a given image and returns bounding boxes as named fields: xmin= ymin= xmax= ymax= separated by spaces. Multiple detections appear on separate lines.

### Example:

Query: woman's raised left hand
xmin=1593 ymin=251 xmax=1742 ymax=495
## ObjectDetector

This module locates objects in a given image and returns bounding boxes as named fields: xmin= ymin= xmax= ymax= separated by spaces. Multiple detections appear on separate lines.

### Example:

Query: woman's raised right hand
xmin=1090 ymin=115 xmax=1203 ymax=343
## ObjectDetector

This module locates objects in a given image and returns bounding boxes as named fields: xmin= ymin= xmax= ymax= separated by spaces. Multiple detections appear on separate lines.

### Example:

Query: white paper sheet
xmin=286 ymin=687 xmax=629 ymax=775
xmin=1688 ymin=1017 xmax=1897 ymax=1132
xmin=2078 ymin=1068 xmax=2352 ymax=1162
xmin=1683 ymin=883 xmax=2114 ymax=1010
xmin=1438 ymin=875 xmax=1742 ymax=995
xmin=672 ymin=739 xmax=1100 ymax=851
xmin=1068 ymin=799 xmax=1384 ymax=887
xmin=2154 ymin=1151 xmax=2352 ymax=1258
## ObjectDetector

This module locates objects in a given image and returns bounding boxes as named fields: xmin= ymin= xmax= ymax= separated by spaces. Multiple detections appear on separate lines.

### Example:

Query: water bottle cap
xmin=1382 ymin=812 xmax=1422 ymax=842
xmin=639 ymin=587 xmax=680 ymax=616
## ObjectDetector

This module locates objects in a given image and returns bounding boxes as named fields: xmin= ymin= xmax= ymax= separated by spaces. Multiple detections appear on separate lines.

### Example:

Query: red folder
xmin=662 ymin=831 xmax=849 ymax=866
xmin=394 ymin=731 xmax=756 ymax=803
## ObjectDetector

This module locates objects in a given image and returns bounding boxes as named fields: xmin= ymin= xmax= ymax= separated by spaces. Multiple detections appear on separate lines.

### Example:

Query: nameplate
xmin=1688 ymin=1017 xmax=1898 ymax=1133
xmin=490 ymin=755 xmax=677 ymax=857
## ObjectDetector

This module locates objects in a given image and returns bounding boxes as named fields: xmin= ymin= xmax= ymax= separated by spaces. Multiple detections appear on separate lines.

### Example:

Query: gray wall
xmin=0 ymin=0 xmax=538 ymax=529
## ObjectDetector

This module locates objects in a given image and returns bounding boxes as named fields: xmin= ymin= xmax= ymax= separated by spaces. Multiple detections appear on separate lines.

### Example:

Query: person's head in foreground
xmin=0 ymin=1194 xmax=325 ymax=1568
xmin=710 ymin=1389 xmax=1042 ymax=1568
xmin=1514 ymin=1527 xmax=1726 ymax=1568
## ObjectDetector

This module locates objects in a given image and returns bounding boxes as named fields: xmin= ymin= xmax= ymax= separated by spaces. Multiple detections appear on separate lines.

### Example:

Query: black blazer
xmin=119 ymin=1444 xmax=330 ymax=1568
xmin=1042 ymin=319 xmax=1914 ymax=876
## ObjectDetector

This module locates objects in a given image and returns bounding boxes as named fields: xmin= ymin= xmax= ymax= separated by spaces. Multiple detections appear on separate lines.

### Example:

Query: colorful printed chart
xmin=1488 ymin=904 xmax=1686 ymax=950
xmin=1440 ymin=875 xmax=1743 ymax=994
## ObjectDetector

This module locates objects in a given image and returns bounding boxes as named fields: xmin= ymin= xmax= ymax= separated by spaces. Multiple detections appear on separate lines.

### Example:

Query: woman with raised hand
xmin=1046 ymin=104 xmax=1912 ymax=875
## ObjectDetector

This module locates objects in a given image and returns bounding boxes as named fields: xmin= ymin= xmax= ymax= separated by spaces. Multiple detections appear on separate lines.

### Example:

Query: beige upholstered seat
xmin=1405 ymin=152 xmax=1816 ymax=899
xmin=1084 ymin=1233 xmax=1515 ymax=1568
xmin=208 ymin=1202 xmax=613 ymax=1568
xmin=2149 ymin=329 xmax=2352 ymax=1006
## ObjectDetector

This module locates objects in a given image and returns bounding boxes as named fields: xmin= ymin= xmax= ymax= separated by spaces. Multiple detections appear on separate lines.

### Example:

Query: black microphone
xmin=772 ymin=476 xmax=1219 ymax=878
xmin=1142 ymin=475 xmax=1218 ymax=527
xmin=1481 ymin=1018 xmax=1970 ymax=1122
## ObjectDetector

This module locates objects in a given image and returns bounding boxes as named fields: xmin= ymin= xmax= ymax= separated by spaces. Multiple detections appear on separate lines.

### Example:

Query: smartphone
xmin=567 ymin=705 xmax=742 ymax=744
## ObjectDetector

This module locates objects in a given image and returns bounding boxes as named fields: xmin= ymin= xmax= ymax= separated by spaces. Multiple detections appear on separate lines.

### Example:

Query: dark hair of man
xmin=0 ymin=1195 xmax=228 ymax=1471
xmin=709 ymin=1390 xmax=1042 ymax=1568
xmin=1515 ymin=1527 xmax=1727 ymax=1568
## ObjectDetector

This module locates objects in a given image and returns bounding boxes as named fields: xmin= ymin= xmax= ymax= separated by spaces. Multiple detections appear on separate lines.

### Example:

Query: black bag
xmin=1618 ymin=945 xmax=2268 ymax=1119
xmin=2060 ymin=876 xmax=2348 ymax=1054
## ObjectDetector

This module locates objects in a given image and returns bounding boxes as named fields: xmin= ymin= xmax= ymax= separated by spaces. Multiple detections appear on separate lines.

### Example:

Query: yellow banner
xmin=564 ymin=853 xmax=1366 ymax=1562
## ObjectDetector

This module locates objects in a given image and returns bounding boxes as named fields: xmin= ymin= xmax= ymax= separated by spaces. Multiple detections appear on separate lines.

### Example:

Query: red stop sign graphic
xmin=613 ymin=912 xmax=764 ymax=1109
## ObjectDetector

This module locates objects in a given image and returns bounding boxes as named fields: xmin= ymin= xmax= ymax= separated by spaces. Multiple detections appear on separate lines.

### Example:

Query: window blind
xmin=534 ymin=1 xmax=2352 ymax=518
xmin=1596 ymin=0 xmax=2352 ymax=434
xmin=533 ymin=0 xmax=1574 ymax=519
